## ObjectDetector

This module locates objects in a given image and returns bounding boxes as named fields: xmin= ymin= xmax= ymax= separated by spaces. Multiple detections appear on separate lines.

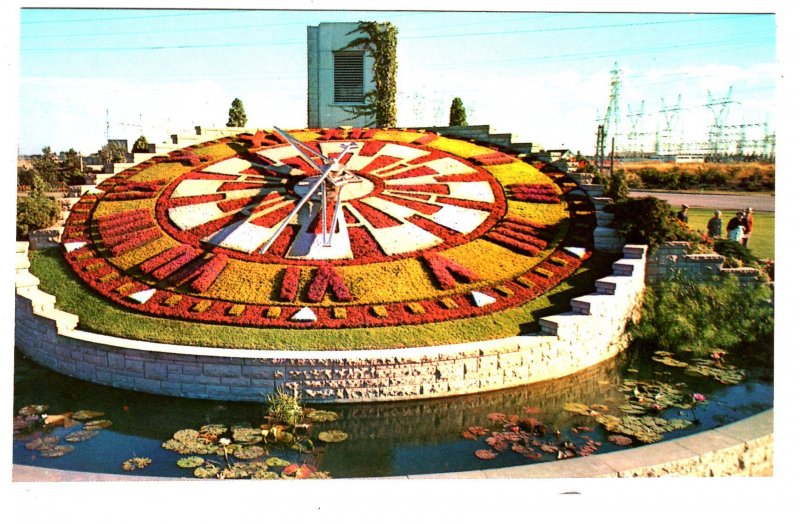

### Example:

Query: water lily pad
xmin=83 ymin=419 xmax=113 ymax=430
xmin=43 ymin=413 xmax=71 ymax=426
xmin=162 ymin=438 xmax=218 ymax=455
xmin=25 ymin=436 xmax=60 ymax=450
xmin=318 ymin=430 xmax=348 ymax=443
xmin=685 ymin=360 xmax=745 ymax=384
xmin=467 ymin=426 xmax=488 ymax=436
xmin=474 ymin=449 xmax=498 ymax=460
xmin=652 ymin=354 xmax=690 ymax=368
xmin=121 ymin=457 xmax=152 ymax=471
xmin=219 ymin=465 xmax=252 ymax=479
xmin=562 ymin=402 xmax=594 ymax=416
xmin=539 ymin=444 xmax=559 ymax=453
xmin=39 ymin=445 xmax=75 ymax=458
xmin=232 ymin=427 xmax=262 ymax=444
xmin=461 ymin=430 xmax=477 ymax=440
xmin=173 ymin=428 xmax=200 ymax=443
xmin=176 ymin=456 xmax=205 ymax=468
xmin=305 ymin=410 xmax=340 ymax=423
xmin=71 ymin=410 xmax=105 ymax=421
xmin=486 ymin=412 xmax=506 ymax=423
xmin=65 ymin=430 xmax=99 ymax=443
xmin=253 ymin=470 xmax=279 ymax=480
xmin=193 ymin=464 xmax=220 ymax=479
xmin=18 ymin=404 xmax=48 ymax=416
xmin=608 ymin=435 xmax=633 ymax=446
xmin=234 ymin=445 xmax=266 ymax=460
xmin=265 ymin=457 xmax=291 ymax=468
xmin=199 ymin=424 xmax=228 ymax=436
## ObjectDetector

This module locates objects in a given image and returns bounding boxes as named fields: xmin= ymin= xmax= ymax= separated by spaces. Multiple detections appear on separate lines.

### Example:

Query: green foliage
xmin=343 ymin=21 xmax=397 ymax=127
xmin=628 ymin=274 xmax=774 ymax=355
xmin=605 ymin=167 xmax=629 ymax=201
xmin=265 ymin=389 xmax=304 ymax=425
xmin=226 ymin=98 xmax=247 ymax=127
xmin=448 ymin=97 xmax=468 ymax=126
xmin=99 ymin=142 xmax=127 ymax=164
xmin=713 ymin=239 xmax=759 ymax=267
xmin=16 ymin=173 xmax=60 ymax=239
xmin=605 ymin=197 xmax=700 ymax=247
xmin=132 ymin=135 xmax=150 ymax=153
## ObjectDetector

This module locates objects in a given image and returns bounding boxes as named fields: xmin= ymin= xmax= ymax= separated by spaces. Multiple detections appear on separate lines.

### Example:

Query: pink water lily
xmin=692 ymin=393 xmax=707 ymax=402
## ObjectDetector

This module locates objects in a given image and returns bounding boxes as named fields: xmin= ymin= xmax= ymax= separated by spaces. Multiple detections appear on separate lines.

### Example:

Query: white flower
xmin=219 ymin=438 xmax=231 ymax=446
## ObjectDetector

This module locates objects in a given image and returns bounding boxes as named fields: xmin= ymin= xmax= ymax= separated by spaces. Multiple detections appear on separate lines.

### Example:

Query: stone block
xmin=570 ymin=293 xmax=617 ymax=316
xmin=203 ymin=363 xmax=242 ymax=378
xmin=144 ymin=362 xmax=168 ymax=380
xmin=623 ymin=244 xmax=648 ymax=259
xmin=37 ymin=308 xmax=79 ymax=332
xmin=15 ymin=270 xmax=40 ymax=291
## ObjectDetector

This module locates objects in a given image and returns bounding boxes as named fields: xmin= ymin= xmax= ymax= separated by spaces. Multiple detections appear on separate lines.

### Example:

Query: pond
xmin=12 ymin=345 xmax=773 ymax=479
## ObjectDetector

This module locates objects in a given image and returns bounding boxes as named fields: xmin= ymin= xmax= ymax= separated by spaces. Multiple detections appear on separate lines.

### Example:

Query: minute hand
xmin=258 ymin=166 xmax=330 ymax=254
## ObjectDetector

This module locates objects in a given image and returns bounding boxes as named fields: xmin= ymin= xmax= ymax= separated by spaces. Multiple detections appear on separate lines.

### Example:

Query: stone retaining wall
xmin=646 ymin=241 xmax=762 ymax=284
xmin=14 ymin=242 xmax=649 ymax=403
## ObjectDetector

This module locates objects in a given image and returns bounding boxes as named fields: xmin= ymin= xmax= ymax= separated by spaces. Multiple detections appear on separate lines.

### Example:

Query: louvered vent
xmin=333 ymin=51 xmax=364 ymax=103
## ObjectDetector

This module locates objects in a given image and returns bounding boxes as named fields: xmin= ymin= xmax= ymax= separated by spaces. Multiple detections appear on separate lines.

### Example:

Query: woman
xmin=726 ymin=211 xmax=745 ymax=243
xmin=707 ymin=210 xmax=723 ymax=238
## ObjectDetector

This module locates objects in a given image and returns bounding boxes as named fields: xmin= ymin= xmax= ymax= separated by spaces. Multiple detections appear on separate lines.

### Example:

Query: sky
xmin=11 ymin=1 xmax=782 ymax=157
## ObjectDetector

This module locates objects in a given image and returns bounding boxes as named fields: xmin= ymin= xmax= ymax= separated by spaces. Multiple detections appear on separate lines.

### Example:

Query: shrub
xmin=713 ymin=239 xmax=759 ymax=267
xmin=605 ymin=197 xmax=700 ymax=247
xmin=628 ymin=274 xmax=773 ymax=355
xmin=16 ymin=174 xmax=60 ymax=239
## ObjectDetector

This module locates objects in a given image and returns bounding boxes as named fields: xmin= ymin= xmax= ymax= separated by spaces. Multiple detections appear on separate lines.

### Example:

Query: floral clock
xmin=61 ymin=128 xmax=595 ymax=328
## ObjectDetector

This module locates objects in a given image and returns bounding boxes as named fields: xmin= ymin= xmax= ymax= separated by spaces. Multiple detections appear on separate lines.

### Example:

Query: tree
xmin=226 ymin=98 xmax=247 ymax=127
xmin=342 ymin=21 xmax=398 ymax=127
xmin=32 ymin=147 xmax=59 ymax=189
xmin=16 ymin=172 xmax=60 ymax=239
xmin=132 ymin=135 xmax=150 ymax=153
xmin=60 ymin=148 xmax=83 ymax=185
xmin=605 ymin=167 xmax=629 ymax=202
xmin=448 ymin=97 xmax=468 ymax=126
xmin=99 ymin=142 xmax=127 ymax=164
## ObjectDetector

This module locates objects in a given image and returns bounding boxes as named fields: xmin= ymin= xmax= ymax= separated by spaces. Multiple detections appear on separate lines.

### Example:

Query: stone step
xmin=570 ymin=293 xmax=617 ymax=316
xmin=17 ymin=286 xmax=56 ymax=313
xmin=15 ymin=252 xmax=31 ymax=271
xmin=15 ymin=269 xmax=40 ymax=291
xmin=37 ymin=307 xmax=80 ymax=333
xmin=112 ymin=162 xmax=136 ymax=174
xmin=16 ymin=241 xmax=29 ymax=254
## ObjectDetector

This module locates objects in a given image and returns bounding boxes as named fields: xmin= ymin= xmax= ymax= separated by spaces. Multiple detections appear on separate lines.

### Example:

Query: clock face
xmin=61 ymin=128 xmax=594 ymax=329
xmin=156 ymin=138 xmax=505 ymax=264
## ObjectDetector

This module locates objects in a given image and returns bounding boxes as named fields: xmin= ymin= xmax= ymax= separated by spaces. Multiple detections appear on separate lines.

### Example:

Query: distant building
xmin=307 ymin=22 xmax=378 ymax=128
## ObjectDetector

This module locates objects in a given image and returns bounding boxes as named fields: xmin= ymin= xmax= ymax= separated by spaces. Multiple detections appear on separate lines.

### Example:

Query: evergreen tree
xmin=226 ymin=98 xmax=247 ymax=127
xmin=448 ymin=97 xmax=468 ymax=126
xmin=16 ymin=172 xmax=60 ymax=239
xmin=132 ymin=135 xmax=150 ymax=153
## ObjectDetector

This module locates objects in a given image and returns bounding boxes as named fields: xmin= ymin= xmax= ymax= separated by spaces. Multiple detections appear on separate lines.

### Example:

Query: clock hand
xmin=323 ymin=184 xmax=345 ymax=247
xmin=258 ymin=162 xmax=334 ymax=254
xmin=273 ymin=127 xmax=326 ymax=174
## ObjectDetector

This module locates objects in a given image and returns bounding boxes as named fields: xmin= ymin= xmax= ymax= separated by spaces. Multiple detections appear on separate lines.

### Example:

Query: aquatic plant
xmin=265 ymin=389 xmax=304 ymax=426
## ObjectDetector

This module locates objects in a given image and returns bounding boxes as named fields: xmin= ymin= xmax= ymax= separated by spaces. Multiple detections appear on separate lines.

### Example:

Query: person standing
xmin=677 ymin=204 xmax=689 ymax=223
xmin=707 ymin=210 xmax=723 ymax=238
xmin=727 ymin=211 xmax=745 ymax=243
xmin=742 ymin=207 xmax=754 ymax=247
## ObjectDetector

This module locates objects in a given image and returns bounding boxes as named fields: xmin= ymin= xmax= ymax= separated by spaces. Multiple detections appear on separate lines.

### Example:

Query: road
xmin=629 ymin=190 xmax=775 ymax=213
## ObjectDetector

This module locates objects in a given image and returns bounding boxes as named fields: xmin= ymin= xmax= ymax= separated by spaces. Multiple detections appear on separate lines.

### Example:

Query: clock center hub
xmin=293 ymin=174 xmax=375 ymax=202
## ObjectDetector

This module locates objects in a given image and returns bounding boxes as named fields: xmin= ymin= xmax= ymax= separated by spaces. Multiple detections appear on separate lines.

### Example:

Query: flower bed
xmin=59 ymin=129 xmax=593 ymax=331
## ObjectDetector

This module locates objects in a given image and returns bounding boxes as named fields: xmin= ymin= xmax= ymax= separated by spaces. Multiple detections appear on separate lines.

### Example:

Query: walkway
xmin=629 ymin=190 xmax=775 ymax=212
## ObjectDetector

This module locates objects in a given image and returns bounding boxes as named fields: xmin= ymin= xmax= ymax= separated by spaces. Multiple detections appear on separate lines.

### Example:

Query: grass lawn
xmin=683 ymin=208 xmax=774 ymax=261
xmin=28 ymin=248 xmax=615 ymax=351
